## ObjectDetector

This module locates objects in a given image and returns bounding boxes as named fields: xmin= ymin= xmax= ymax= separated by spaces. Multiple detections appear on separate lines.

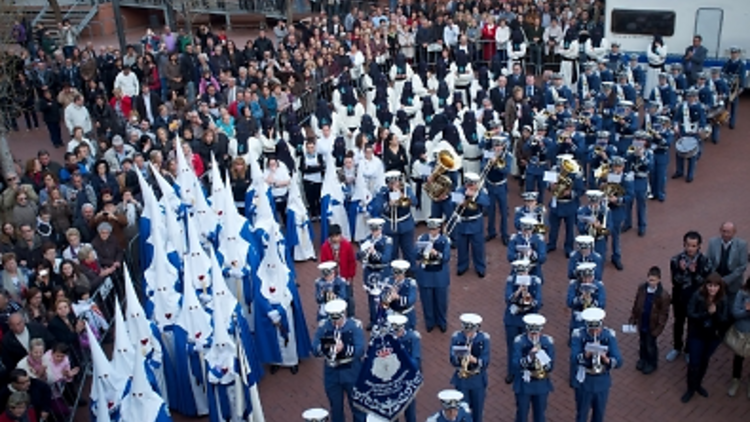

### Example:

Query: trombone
xmin=444 ymin=158 xmax=491 ymax=236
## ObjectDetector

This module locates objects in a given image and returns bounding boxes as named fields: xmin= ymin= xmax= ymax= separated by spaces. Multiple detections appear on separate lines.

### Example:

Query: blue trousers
xmin=515 ymin=392 xmax=548 ymax=422
xmin=46 ymin=121 xmax=63 ymax=147
xmin=401 ymin=401 xmax=416 ymax=422
xmin=625 ymin=180 xmax=648 ymax=232
xmin=594 ymin=238 xmax=607 ymax=264
xmin=548 ymin=204 xmax=576 ymax=255
xmin=674 ymin=151 xmax=698 ymax=180
xmin=419 ymin=285 xmax=448 ymax=330
xmin=505 ymin=324 xmax=524 ymax=375
xmin=391 ymin=230 xmax=416 ymax=268
xmin=575 ymin=388 xmax=609 ymax=422
xmin=609 ymin=209 xmax=625 ymax=261
xmin=686 ymin=336 xmax=722 ymax=391
xmin=711 ymin=123 xmax=720 ymax=144
xmin=345 ymin=283 xmax=355 ymax=318
xmin=729 ymin=97 xmax=739 ymax=128
xmin=525 ymin=173 xmax=546 ymax=204
xmin=487 ymin=184 xmax=509 ymax=239
xmin=650 ymin=153 xmax=669 ymax=201
xmin=325 ymin=377 xmax=365 ymax=422
xmin=456 ymin=231 xmax=485 ymax=273
xmin=458 ymin=384 xmax=486 ymax=422
xmin=431 ymin=198 xmax=454 ymax=221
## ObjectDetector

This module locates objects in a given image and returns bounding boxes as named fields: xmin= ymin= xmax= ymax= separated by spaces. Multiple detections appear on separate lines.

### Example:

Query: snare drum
xmin=675 ymin=136 xmax=700 ymax=158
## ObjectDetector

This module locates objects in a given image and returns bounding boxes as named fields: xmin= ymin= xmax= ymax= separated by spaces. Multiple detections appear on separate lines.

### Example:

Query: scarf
xmin=82 ymin=259 xmax=100 ymax=274
xmin=4 ymin=410 xmax=30 ymax=422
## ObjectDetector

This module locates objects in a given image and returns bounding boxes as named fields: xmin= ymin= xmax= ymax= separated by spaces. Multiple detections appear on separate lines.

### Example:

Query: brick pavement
xmin=6 ymin=100 xmax=750 ymax=422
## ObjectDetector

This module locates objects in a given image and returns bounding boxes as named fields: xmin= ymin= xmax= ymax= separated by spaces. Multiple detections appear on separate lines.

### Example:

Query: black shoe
xmin=636 ymin=360 xmax=644 ymax=371
xmin=270 ymin=365 xmax=280 ymax=374
xmin=501 ymin=236 xmax=509 ymax=246
xmin=697 ymin=386 xmax=708 ymax=397
xmin=77 ymin=399 xmax=89 ymax=407
xmin=485 ymin=234 xmax=496 ymax=242
xmin=477 ymin=271 xmax=485 ymax=278
xmin=672 ymin=173 xmax=684 ymax=179
xmin=546 ymin=246 xmax=557 ymax=253
xmin=290 ymin=365 xmax=299 ymax=375
xmin=681 ymin=391 xmax=694 ymax=403
xmin=612 ymin=259 xmax=623 ymax=271
xmin=457 ymin=269 xmax=467 ymax=276
xmin=641 ymin=365 xmax=656 ymax=375
xmin=439 ymin=326 xmax=447 ymax=333
xmin=451 ymin=243 xmax=457 ymax=250
xmin=686 ymin=177 xmax=694 ymax=183
xmin=505 ymin=374 xmax=515 ymax=384
xmin=565 ymin=251 xmax=573 ymax=259
xmin=638 ymin=230 xmax=646 ymax=237
xmin=427 ymin=326 xmax=435 ymax=333
xmin=366 ymin=323 xmax=373 ymax=331
xmin=622 ymin=225 xmax=632 ymax=233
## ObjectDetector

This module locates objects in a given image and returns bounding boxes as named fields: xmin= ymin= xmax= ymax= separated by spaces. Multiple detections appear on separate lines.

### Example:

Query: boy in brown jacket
xmin=629 ymin=266 xmax=672 ymax=374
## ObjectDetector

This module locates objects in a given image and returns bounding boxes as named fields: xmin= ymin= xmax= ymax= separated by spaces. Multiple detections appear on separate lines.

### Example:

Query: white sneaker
xmin=665 ymin=349 xmax=680 ymax=362
xmin=728 ymin=378 xmax=741 ymax=397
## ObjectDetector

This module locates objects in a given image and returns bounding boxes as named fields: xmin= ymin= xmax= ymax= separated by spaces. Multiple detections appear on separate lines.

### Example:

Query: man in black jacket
xmin=0 ymin=369 xmax=52 ymax=420
xmin=133 ymin=85 xmax=162 ymax=125
xmin=252 ymin=28 xmax=275 ymax=62
xmin=36 ymin=89 xmax=63 ymax=148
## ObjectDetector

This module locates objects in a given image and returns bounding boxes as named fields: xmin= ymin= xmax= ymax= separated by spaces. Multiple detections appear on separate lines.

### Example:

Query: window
xmin=610 ymin=9 xmax=676 ymax=36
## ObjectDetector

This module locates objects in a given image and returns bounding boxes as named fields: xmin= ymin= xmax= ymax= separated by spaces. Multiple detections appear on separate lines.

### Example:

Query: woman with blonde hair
xmin=0 ymin=392 xmax=38 ymax=422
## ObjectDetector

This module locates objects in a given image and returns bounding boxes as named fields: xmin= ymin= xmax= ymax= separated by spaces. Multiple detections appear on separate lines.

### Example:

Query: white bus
xmin=604 ymin=0 xmax=750 ymax=85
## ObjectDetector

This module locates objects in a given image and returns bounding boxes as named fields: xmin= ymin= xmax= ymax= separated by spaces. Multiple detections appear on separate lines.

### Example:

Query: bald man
xmin=1 ymin=313 xmax=55 ymax=371
xmin=707 ymin=222 xmax=748 ymax=303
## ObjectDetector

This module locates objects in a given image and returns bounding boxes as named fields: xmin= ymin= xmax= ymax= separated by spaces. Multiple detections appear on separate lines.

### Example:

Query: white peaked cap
xmin=391 ymin=260 xmax=410 ymax=271
xmin=519 ymin=216 xmax=537 ymax=226
xmin=585 ymin=189 xmax=604 ymax=198
xmin=438 ymin=389 xmax=464 ymax=407
xmin=557 ymin=154 xmax=574 ymax=161
xmin=581 ymin=307 xmax=606 ymax=323
xmin=511 ymin=259 xmax=531 ymax=268
xmin=387 ymin=314 xmax=408 ymax=327
xmin=384 ymin=170 xmax=402 ymax=179
xmin=460 ymin=313 xmax=483 ymax=326
xmin=318 ymin=261 xmax=338 ymax=271
xmin=367 ymin=217 xmax=386 ymax=227
xmin=576 ymin=235 xmax=595 ymax=244
xmin=325 ymin=299 xmax=348 ymax=315
xmin=177 ymin=261 xmax=212 ymax=349
xmin=464 ymin=172 xmax=480 ymax=183
xmin=302 ymin=408 xmax=330 ymax=421
xmin=576 ymin=262 xmax=597 ymax=272
xmin=523 ymin=314 xmax=547 ymax=327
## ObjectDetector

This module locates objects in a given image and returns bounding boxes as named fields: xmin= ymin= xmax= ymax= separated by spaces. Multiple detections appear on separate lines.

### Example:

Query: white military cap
xmin=511 ymin=259 xmax=532 ymax=269
xmin=426 ymin=218 xmax=443 ymax=229
xmin=576 ymin=262 xmax=597 ymax=274
xmin=519 ymin=216 xmax=538 ymax=227
xmin=302 ymin=408 xmax=330 ymax=422
xmin=387 ymin=314 xmax=408 ymax=327
xmin=438 ymin=390 xmax=465 ymax=409
xmin=391 ymin=260 xmax=410 ymax=272
xmin=620 ymin=100 xmax=634 ymax=108
xmin=555 ymin=98 xmax=568 ymax=105
xmin=367 ymin=217 xmax=385 ymax=229
xmin=523 ymin=314 xmax=547 ymax=331
xmin=318 ymin=261 xmax=338 ymax=273
xmin=581 ymin=307 xmax=606 ymax=326
xmin=557 ymin=153 xmax=574 ymax=162
xmin=464 ymin=172 xmax=480 ymax=184
xmin=385 ymin=170 xmax=402 ymax=181
xmin=586 ymin=189 xmax=604 ymax=198
xmin=460 ymin=313 xmax=483 ymax=327
xmin=522 ymin=191 xmax=539 ymax=201
xmin=576 ymin=235 xmax=595 ymax=246
xmin=324 ymin=299 xmax=348 ymax=317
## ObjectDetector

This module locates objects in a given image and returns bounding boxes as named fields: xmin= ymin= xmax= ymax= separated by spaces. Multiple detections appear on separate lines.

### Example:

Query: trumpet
xmin=325 ymin=288 xmax=337 ymax=303
xmin=591 ymin=332 xmax=604 ymax=374
xmin=325 ymin=328 xmax=342 ymax=365
xmin=594 ymin=145 xmax=604 ymax=155
xmin=534 ymin=206 xmax=548 ymax=235
xmin=627 ymin=145 xmax=636 ymax=155
xmin=458 ymin=337 xmax=478 ymax=379
xmin=519 ymin=285 xmax=533 ymax=306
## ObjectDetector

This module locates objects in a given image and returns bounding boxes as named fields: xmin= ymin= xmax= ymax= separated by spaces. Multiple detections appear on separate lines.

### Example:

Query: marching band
xmin=247 ymin=38 xmax=745 ymax=422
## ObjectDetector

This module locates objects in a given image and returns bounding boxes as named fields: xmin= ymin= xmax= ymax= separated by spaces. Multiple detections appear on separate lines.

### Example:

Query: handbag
xmin=725 ymin=325 xmax=750 ymax=358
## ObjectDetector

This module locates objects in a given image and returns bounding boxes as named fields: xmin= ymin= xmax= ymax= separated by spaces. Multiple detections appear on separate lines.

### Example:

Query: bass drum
xmin=675 ymin=136 xmax=700 ymax=158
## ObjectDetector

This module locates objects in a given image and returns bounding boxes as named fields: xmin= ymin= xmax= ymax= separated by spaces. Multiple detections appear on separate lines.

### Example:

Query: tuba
xmin=553 ymin=158 xmax=580 ymax=198
xmin=424 ymin=142 xmax=463 ymax=201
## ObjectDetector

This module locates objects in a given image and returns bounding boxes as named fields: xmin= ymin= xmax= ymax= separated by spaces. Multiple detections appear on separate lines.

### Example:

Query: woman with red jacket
xmin=320 ymin=224 xmax=357 ymax=316
xmin=481 ymin=15 xmax=498 ymax=62
xmin=109 ymin=88 xmax=132 ymax=120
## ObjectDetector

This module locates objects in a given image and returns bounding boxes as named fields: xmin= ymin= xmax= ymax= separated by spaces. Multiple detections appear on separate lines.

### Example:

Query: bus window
xmin=695 ymin=8 xmax=724 ymax=58
xmin=610 ymin=9 xmax=676 ymax=36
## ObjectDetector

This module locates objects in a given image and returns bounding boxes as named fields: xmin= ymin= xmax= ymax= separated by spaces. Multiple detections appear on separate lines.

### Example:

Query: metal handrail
xmin=62 ymin=0 xmax=90 ymax=21
xmin=31 ymin=4 xmax=50 ymax=27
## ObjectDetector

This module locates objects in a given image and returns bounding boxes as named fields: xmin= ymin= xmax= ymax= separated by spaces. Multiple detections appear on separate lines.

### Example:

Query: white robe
xmin=645 ymin=44 xmax=668 ymax=102
xmin=560 ymin=40 xmax=580 ymax=94
xmin=584 ymin=38 xmax=610 ymax=63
